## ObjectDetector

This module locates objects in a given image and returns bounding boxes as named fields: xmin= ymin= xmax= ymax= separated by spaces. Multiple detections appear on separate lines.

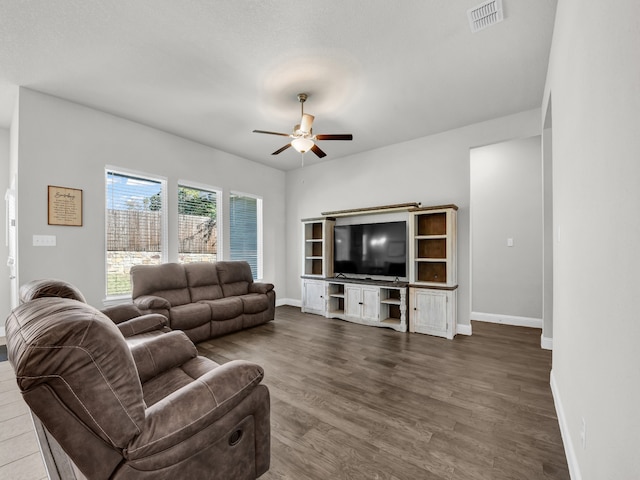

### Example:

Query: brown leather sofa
xmin=7 ymin=281 xmax=271 ymax=479
xmin=131 ymin=261 xmax=275 ymax=343
xmin=20 ymin=278 xmax=172 ymax=345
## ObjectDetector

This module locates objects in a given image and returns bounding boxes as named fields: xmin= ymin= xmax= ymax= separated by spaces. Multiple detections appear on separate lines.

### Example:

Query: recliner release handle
xmin=229 ymin=429 xmax=243 ymax=446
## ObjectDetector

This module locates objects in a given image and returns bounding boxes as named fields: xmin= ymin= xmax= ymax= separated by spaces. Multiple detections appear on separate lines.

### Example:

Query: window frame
xmin=104 ymin=166 xmax=168 ymax=301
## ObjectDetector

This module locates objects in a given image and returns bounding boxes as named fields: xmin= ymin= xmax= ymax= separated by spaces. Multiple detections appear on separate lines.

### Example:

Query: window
xmin=105 ymin=169 xmax=166 ymax=296
xmin=229 ymin=192 xmax=262 ymax=279
xmin=178 ymin=184 xmax=219 ymax=263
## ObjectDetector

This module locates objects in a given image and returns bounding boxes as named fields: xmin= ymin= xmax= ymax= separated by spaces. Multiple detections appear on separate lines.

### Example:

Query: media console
xmin=301 ymin=204 xmax=458 ymax=339
xmin=301 ymin=277 xmax=408 ymax=332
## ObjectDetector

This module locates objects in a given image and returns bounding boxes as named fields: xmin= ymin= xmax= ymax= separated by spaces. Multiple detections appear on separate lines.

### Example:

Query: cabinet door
xmin=361 ymin=286 xmax=380 ymax=322
xmin=344 ymin=285 xmax=363 ymax=319
xmin=303 ymin=280 xmax=326 ymax=315
xmin=411 ymin=289 xmax=449 ymax=337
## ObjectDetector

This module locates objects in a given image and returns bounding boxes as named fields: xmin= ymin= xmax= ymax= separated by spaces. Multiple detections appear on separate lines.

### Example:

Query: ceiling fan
xmin=253 ymin=93 xmax=353 ymax=159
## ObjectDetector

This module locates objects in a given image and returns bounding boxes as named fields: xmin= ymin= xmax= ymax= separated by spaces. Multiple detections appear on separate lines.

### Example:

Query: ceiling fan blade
xmin=300 ymin=114 xmax=314 ymax=133
xmin=311 ymin=144 xmax=326 ymax=158
xmin=253 ymin=129 xmax=291 ymax=137
xmin=272 ymin=143 xmax=292 ymax=155
xmin=315 ymin=134 xmax=353 ymax=141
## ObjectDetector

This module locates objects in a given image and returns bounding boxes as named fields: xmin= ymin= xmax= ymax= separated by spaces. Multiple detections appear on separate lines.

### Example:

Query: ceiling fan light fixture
xmin=291 ymin=137 xmax=314 ymax=153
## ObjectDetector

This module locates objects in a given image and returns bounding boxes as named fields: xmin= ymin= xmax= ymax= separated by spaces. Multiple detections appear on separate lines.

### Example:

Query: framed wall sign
xmin=48 ymin=185 xmax=83 ymax=226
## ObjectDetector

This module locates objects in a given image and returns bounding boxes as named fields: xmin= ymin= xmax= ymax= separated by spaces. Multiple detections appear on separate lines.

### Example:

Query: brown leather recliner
xmin=6 ymin=287 xmax=270 ymax=479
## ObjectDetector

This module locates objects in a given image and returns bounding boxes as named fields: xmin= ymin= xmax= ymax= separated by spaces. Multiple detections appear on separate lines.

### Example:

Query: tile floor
xmin=0 ymin=337 xmax=48 ymax=480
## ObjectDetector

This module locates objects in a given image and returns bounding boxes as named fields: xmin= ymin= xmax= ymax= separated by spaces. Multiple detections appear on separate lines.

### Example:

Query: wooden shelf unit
xmin=327 ymin=282 xmax=346 ymax=316
xmin=408 ymin=205 xmax=459 ymax=338
xmin=379 ymin=288 xmax=404 ymax=325
xmin=409 ymin=206 xmax=457 ymax=287
xmin=302 ymin=217 xmax=335 ymax=277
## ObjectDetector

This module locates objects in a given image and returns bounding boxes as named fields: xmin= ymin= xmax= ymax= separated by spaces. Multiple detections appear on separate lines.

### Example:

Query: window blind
xmin=106 ymin=170 xmax=164 ymax=295
xmin=229 ymin=193 xmax=261 ymax=279
xmin=178 ymin=185 xmax=218 ymax=263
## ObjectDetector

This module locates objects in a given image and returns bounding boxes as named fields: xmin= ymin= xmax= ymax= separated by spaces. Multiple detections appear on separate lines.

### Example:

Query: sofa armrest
xmin=249 ymin=282 xmax=274 ymax=294
xmin=134 ymin=295 xmax=171 ymax=310
xmin=101 ymin=303 xmax=143 ymax=324
xmin=129 ymin=331 xmax=197 ymax=383
xmin=117 ymin=314 xmax=169 ymax=339
xmin=125 ymin=360 xmax=265 ymax=459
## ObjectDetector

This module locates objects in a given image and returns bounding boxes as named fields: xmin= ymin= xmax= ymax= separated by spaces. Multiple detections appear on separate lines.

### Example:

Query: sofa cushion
xmin=179 ymin=323 xmax=211 ymax=344
xmin=210 ymin=317 xmax=244 ymax=338
xmin=216 ymin=261 xmax=253 ymax=297
xmin=200 ymin=297 xmax=244 ymax=321
xmin=131 ymin=263 xmax=190 ymax=306
xmin=169 ymin=303 xmax=211 ymax=331
xmin=184 ymin=262 xmax=224 ymax=302
xmin=240 ymin=294 xmax=270 ymax=315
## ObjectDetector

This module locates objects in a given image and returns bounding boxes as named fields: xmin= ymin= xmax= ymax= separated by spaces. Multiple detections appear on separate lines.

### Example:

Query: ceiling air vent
xmin=467 ymin=0 xmax=504 ymax=33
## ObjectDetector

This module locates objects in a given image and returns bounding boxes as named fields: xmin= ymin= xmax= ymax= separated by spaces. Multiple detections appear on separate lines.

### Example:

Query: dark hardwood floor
xmin=197 ymin=306 xmax=569 ymax=480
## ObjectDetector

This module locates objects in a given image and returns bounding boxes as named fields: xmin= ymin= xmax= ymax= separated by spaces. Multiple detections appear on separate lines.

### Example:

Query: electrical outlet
xmin=580 ymin=417 xmax=587 ymax=449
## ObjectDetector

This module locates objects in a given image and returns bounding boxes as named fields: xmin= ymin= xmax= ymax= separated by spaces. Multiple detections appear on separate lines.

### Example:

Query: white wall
xmin=470 ymin=136 xmax=543 ymax=323
xmin=544 ymin=0 xmax=640 ymax=478
xmin=16 ymin=88 xmax=287 ymax=308
xmin=0 ymin=128 xmax=9 ymax=327
xmin=285 ymin=108 xmax=542 ymax=330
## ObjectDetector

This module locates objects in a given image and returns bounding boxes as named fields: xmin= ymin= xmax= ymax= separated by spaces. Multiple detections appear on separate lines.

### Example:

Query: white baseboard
xmin=276 ymin=298 xmax=301 ymax=308
xmin=471 ymin=311 xmax=543 ymax=329
xmin=456 ymin=323 xmax=472 ymax=335
xmin=550 ymin=370 xmax=581 ymax=480
xmin=0 ymin=326 xmax=5 ymax=337
xmin=541 ymin=334 xmax=553 ymax=350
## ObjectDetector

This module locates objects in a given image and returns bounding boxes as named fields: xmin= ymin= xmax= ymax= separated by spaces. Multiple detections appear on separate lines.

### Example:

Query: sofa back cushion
xmin=131 ymin=263 xmax=191 ymax=306
xmin=216 ymin=261 xmax=254 ymax=297
xmin=19 ymin=279 xmax=87 ymax=304
xmin=184 ymin=262 xmax=224 ymax=302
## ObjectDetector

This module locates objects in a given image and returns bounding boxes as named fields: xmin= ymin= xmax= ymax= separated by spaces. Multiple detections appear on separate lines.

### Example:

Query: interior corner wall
xmin=15 ymin=88 xmax=287 ymax=308
xmin=0 ymin=127 xmax=10 ymax=326
xmin=470 ymin=135 xmax=543 ymax=321
xmin=544 ymin=0 xmax=640 ymax=478
xmin=284 ymin=108 xmax=542 ymax=328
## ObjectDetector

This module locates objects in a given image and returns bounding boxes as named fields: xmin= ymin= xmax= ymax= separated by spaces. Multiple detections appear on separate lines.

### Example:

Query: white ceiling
xmin=0 ymin=0 xmax=557 ymax=171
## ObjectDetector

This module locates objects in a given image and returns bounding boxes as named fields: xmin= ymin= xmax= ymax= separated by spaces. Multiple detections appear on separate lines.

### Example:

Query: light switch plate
xmin=33 ymin=235 xmax=57 ymax=247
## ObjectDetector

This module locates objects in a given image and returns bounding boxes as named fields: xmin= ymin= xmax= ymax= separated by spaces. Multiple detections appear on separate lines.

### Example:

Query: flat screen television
xmin=333 ymin=221 xmax=407 ymax=278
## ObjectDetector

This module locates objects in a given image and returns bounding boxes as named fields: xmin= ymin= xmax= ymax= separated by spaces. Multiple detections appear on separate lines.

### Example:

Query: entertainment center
xmin=301 ymin=203 xmax=458 ymax=338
